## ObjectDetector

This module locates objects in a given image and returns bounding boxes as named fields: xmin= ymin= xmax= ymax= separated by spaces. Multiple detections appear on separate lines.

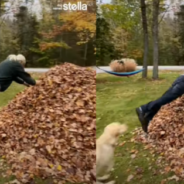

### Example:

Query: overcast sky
xmin=101 ymin=0 xmax=111 ymax=4
xmin=2 ymin=0 xmax=43 ymax=21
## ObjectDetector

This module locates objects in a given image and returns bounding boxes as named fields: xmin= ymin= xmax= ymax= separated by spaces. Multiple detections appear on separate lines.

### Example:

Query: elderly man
xmin=0 ymin=54 xmax=36 ymax=91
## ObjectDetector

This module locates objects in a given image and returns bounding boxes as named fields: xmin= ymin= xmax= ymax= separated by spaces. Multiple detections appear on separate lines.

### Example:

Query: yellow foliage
xmin=39 ymin=42 xmax=70 ymax=51
xmin=111 ymin=27 xmax=130 ymax=55
xmin=60 ymin=11 xmax=96 ymax=44
xmin=129 ymin=49 xmax=143 ymax=59
xmin=101 ymin=4 xmax=117 ymax=11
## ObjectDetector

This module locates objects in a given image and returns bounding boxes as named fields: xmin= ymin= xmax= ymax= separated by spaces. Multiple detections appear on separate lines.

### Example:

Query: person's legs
xmin=140 ymin=87 xmax=173 ymax=120
xmin=136 ymin=75 xmax=184 ymax=133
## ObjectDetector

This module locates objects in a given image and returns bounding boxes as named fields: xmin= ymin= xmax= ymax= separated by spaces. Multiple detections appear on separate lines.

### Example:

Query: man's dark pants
xmin=140 ymin=75 xmax=184 ymax=123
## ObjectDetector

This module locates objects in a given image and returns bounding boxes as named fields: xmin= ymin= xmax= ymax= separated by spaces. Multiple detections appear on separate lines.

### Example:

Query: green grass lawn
xmin=0 ymin=73 xmax=41 ymax=108
xmin=97 ymin=71 xmax=184 ymax=184
xmin=0 ymin=82 xmax=25 ymax=108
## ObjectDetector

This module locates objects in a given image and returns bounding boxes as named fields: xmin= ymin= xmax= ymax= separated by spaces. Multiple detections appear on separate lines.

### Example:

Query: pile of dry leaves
xmin=136 ymin=95 xmax=184 ymax=179
xmin=0 ymin=63 xmax=96 ymax=183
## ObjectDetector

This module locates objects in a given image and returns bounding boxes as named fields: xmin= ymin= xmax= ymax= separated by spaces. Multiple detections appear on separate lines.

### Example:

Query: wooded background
xmin=0 ymin=0 xmax=96 ymax=67
xmin=96 ymin=0 xmax=184 ymax=79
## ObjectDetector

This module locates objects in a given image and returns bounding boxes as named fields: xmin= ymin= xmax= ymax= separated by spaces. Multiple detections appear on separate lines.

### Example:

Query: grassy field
xmin=3 ymin=70 xmax=184 ymax=184
xmin=0 ymin=73 xmax=41 ymax=108
xmin=0 ymin=82 xmax=25 ymax=109
xmin=97 ymin=71 xmax=184 ymax=184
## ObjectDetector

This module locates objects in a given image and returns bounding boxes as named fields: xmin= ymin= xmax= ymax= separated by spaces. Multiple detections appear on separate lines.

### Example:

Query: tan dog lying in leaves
xmin=96 ymin=122 xmax=128 ymax=184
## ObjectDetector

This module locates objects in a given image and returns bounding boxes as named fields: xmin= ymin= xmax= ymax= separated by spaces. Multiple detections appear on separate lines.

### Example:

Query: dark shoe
xmin=135 ymin=107 xmax=149 ymax=133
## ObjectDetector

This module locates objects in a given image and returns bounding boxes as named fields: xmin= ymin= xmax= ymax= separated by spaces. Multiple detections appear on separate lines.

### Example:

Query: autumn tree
xmin=37 ymin=0 xmax=96 ymax=66
xmin=159 ymin=17 xmax=179 ymax=65
xmin=100 ymin=1 xmax=143 ymax=63
xmin=0 ymin=0 xmax=6 ymax=15
xmin=98 ymin=0 xmax=183 ymax=70
xmin=12 ymin=5 xmax=42 ymax=67
xmin=0 ymin=21 xmax=20 ymax=61
xmin=176 ymin=5 xmax=184 ymax=65
xmin=59 ymin=10 xmax=96 ymax=64
xmin=0 ymin=0 xmax=11 ymax=59
xmin=96 ymin=12 xmax=115 ymax=65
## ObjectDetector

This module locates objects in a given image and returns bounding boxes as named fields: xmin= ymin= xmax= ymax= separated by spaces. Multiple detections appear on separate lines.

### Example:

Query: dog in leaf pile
xmin=96 ymin=122 xmax=128 ymax=184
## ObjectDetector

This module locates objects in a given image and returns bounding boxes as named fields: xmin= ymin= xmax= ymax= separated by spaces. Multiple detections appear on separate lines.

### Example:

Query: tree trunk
xmin=140 ymin=0 xmax=149 ymax=78
xmin=0 ymin=0 xmax=1 ymax=16
xmin=152 ymin=0 xmax=160 ymax=80
xmin=84 ymin=42 xmax=88 ymax=66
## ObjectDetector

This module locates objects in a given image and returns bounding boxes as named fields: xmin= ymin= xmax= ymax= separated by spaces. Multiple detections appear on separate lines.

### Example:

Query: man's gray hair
xmin=7 ymin=54 xmax=26 ymax=65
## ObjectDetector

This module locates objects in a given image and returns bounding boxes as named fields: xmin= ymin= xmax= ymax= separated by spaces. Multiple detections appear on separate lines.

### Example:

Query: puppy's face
xmin=119 ymin=124 xmax=128 ymax=134
xmin=104 ymin=123 xmax=127 ymax=146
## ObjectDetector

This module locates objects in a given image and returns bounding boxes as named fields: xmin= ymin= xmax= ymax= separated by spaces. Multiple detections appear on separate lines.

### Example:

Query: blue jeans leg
xmin=141 ymin=76 xmax=184 ymax=122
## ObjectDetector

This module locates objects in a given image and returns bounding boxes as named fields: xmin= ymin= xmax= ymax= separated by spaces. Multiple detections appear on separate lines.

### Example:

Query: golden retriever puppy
xmin=109 ymin=58 xmax=137 ymax=72
xmin=96 ymin=122 xmax=128 ymax=183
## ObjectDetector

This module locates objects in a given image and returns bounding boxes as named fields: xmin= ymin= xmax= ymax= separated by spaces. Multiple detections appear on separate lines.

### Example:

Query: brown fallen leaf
xmin=127 ymin=175 xmax=134 ymax=182
xmin=4 ymin=180 xmax=21 ymax=184
xmin=135 ymin=167 xmax=144 ymax=175
xmin=168 ymin=175 xmax=180 ymax=181
xmin=126 ymin=169 xmax=131 ymax=173
xmin=164 ymin=166 xmax=171 ymax=173
xmin=160 ymin=131 xmax=165 ymax=135
xmin=130 ymin=149 xmax=137 ymax=154
xmin=161 ymin=179 xmax=167 ymax=184
xmin=119 ymin=141 xmax=126 ymax=146
xmin=131 ymin=154 xmax=136 ymax=159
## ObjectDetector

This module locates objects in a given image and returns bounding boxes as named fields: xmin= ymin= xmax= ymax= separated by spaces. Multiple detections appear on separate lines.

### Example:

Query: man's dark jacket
xmin=0 ymin=59 xmax=36 ymax=91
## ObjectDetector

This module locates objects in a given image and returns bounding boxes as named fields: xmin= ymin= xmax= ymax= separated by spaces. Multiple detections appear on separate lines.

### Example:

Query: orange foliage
xmin=39 ymin=0 xmax=96 ymax=51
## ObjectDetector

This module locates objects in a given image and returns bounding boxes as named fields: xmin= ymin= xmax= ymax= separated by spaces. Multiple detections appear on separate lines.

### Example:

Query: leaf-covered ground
xmin=96 ymin=71 xmax=184 ymax=184
xmin=0 ymin=74 xmax=56 ymax=183
xmin=0 ymin=64 xmax=95 ymax=184
xmin=0 ymin=73 xmax=82 ymax=184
